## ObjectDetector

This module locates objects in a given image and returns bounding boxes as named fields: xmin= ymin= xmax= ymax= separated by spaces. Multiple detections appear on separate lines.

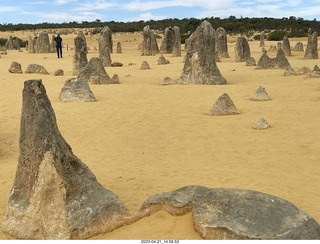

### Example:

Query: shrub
xmin=267 ymin=30 xmax=287 ymax=41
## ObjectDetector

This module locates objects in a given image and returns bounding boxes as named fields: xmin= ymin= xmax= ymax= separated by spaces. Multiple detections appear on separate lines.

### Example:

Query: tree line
xmin=1 ymin=16 xmax=319 ymax=36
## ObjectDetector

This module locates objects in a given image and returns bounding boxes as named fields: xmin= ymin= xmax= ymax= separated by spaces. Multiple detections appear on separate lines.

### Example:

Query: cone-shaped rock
xmin=235 ymin=36 xmax=251 ymax=62
xmin=2 ymin=79 xmax=127 ymax=239
xmin=293 ymin=42 xmax=304 ymax=52
xmin=60 ymin=77 xmax=97 ymax=102
xmin=36 ymin=31 xmax=50 ymax=53
xmin=73 ymin=36 xmax=88 ymax=75
xmin=25 ymin=64 xmax=49 ymax=74
xmin=5 ymin=36 xmax=14 ymax=50
xmin=251 ymin=86 xmax=271 ymax=101
xmin=304 ymin=29 xmax=318 ymax=59
xmin=253 ymin=117 xmax=270 ymax=130
xmin=158 ymin=54 xmax=169 ymax=65
xmin=256 ymin=48 xmax=273 ymax=69
xmin=215 ymin=27 xmax=229 ymax=58
xmin=177 ymin=21 xmax=226 ymax=85
xmin=141 ymin=61 xmax=150 ymax=70
xmin=209 ymin=93 xmax=241 ymax=116
xmin=78 ymin=57 xmax=119 ymax=85
xmin=99 ymin=26 xmax=113 ymax=66
xmin=274 ymin=43 xmax=292 ymax=70
xmin=8 ymin=62 xmax=23 ymax=74
xmin=139 ymin=185 xmax=320 ymax=240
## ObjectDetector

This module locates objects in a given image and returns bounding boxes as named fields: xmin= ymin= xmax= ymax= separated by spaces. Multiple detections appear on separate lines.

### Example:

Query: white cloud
xmin=125 ymin=12 xmax=168 ymax=21
xmin=74 ymin=0 xmax=118 ymax=11
xmin=55 ymin=0 xmax=78 ymax=5
xmin=0 ymin=6 xmax=20 ymax=12
xmin=38 ymin=11 xmax=103 ymax=22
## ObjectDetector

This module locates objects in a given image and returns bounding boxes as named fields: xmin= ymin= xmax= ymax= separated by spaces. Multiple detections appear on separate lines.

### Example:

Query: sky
xmin=1 ymin=0 xmax=320 ymax=24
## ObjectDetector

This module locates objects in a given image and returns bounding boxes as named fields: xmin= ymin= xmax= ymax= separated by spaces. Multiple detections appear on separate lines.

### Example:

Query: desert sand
xmin=0 ymin=30 xmax=319 ymax=240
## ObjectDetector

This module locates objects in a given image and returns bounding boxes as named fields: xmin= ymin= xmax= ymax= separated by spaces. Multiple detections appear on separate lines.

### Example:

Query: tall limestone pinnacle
xmin=2 ymin=79 xmax=128 ymax=239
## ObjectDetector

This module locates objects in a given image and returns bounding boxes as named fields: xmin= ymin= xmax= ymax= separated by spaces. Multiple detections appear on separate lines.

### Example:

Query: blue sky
xmin=1 ymin=0 xmax=320 ymax=24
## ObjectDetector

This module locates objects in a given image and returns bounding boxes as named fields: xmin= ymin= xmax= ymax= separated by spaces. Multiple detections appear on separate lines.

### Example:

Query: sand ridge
xmin=0 ymin=30 xmax=319 ymax=239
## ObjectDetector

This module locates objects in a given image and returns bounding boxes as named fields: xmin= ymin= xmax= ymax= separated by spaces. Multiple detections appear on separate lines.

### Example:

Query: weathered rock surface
xmin=293 ymin=42 xmax=304 ymax=52
xmin=60 ymin=77 xmax=97 ymax=102
xmin=8 ymin=62 xmax=23 ymax=74
xmin=25 ymin=64 xmax=49 ymax=74
xmin=235 ymin=36 xmax=251 ymax=62
xmin=160 ymin=27 xmax=174 ymax=54
xmin=283 ymin=67 xmax=311 ymax=76
xmin=139 ymin=185 xmax=320 ymax=240
xmin=36 ymin=31 xmax=51 ymax=53
xmin=141 ymin=61 xmax=150 ymax=70
xmin=111 ymin=62 xmax=123 ymax=67
xmin=172 ymin=26 xmax=181 ymax=57
xmin=177 ymin=21 xmax=226 ymax=85
xmin=78 ymin=57 xmax=119 ymax=85
xmin=141 ymin=25 xmax=159 ymax=56
xmin=158 ymin=54 xmax=170 ymax=65
xmin=215 ymin=27 xmax=229 ymax=59
xmin=160 ymin=76 xmax=175 ymax=85
xmin=304 ymin=28 xmax=318 ymax=59
xmin=253 ymin=117 xmax=270 ymax=130
xmin=251 ymin=86 xmax=271 ymax=101
xmin=209 ymin=93 xmax=241 ymax=116
xmin=54 ymin=69 xmax=64 ymax=76
xmin=116 ymin=42 xmax=122 ymax=53
xmin=256 ymin=45 xmax=292 ymax=70
xmin=73 ymin=36 xmax=88 ymax=75
xmin=5 ymin=36 xmax=14 ymax=50
xmin=28 ymin=35 xmax=35 ymax=53
xmin=99 ymin=26 xmax=113 ymax=66
xmin=245 ymin=57 xmax=256 ymax=66
xmin=282 ymin=35 xmax=291 ymax=56
xmin=1 ymin=79 xmax=128 ymax=239
xmin=259 ymin=31 xmax=265 ymax=47
xmin=50 ymin=35 xmax=56 ymax=53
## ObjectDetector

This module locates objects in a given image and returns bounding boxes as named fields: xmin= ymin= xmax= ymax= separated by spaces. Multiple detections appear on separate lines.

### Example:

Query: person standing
xmin=54 ymin=34 xmax=63 ymax=58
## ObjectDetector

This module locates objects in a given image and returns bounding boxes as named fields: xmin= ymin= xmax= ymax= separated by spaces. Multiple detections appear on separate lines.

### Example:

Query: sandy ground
xmin=0 ymin=29 xmax=320 ymax=240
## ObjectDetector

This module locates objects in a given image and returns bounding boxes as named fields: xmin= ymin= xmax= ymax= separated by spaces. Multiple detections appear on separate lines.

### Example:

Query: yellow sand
xmin=0 ymin=30 xmax=319 ymax=240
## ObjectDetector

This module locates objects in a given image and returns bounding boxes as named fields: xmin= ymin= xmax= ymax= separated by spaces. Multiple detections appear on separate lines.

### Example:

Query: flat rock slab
xmin=140 ymin=185 xmax=320 ymax=240
xmin=59 ymin=77 xmax=96 ymax=102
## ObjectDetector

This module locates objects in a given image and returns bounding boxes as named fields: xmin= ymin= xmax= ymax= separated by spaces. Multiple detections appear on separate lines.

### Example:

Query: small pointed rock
xmin=8 ymin=61 xmax=23 ymax=74
xmin=251 ymin=86 xmax=271 ymax=101
xmin=253 ymin=117 xmax=270 ymax=130
xmin=209 ymin=93 xmax=242 ymax=116
xmin=141 ymin=61 xmax=150 ymax=70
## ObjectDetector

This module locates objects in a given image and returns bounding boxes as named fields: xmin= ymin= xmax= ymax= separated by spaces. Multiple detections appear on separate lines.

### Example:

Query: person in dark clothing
xmin=54 ymin=34 xmax=63 ymax=58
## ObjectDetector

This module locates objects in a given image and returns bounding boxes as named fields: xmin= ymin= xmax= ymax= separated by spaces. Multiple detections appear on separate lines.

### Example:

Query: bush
xmin=181 ymin=33 xmax=191 ymax=44
xmin=0 ymin=38 xmax=7 ymax=46
xmin=267 ymin=30 xmax=287 ymax=41
xmin=254 ymin=34 xmax=260 ymax=40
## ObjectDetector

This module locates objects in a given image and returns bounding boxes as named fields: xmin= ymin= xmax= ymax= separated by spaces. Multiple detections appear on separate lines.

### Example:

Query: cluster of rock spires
xmin=304 ymin=28 xmax=318 ymax=59
xmin=141 ymin=25 xmax=159 ymax=56
xmin=159 ymin=26 xmax=181 ymax=57
xmin=2 ymin=79 xmax=320 ymax=240
xmin=5 ymin=36 xmax=20 ymax=50
xmin=161 ymin=21 xmax=226 ymax=85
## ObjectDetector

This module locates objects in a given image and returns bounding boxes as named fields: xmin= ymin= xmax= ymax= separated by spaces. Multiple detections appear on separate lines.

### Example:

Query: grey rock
xmin=274 ymin=43 xmax=292 ymax=70
xmin=5 ymin=36 xmax=14 ymax=50
xmin=293 ymin=42 xmax=304 ymax=52
xmin=209 ymin=93 xmax=241 ymax=116
xmin=256 ymin=46 xmax=292 ymax=70
xmin=141 ymin=25 xmax=159 ymax=56
xmin=158 ymin=54 xmax=170 ymax=65
xmin=36 ymin=31 xmax=50 ymax=53
xmin=50 ymin=35 xmax=56 ymax=53
xmin=283 ymin=67 xmax=311 ymax=76
xmin=25 ymin=64 xmax=49 ymax=74
xmin=28 ymin=35 xmax=35 ymax=53
xmin=235 ymin=36 xmax=251 ymax=62
xmin=116 ymin=42 xmax=122 ymax=53
xmin=313 ymin=65 xmax=320 ymax=71
xmin=245 ymin=57 xmax=256 ymax=66
xmin=268 ymin=45 xmax=277 ymax=52
xmin=8 ymin=62 xmax=23 ymax=74
xmin=141 ymin=61 xmax=150 ymax=70
xmin=260 ymin=31 xmax=265 ymax=47
xmin=215 ymin=27 xmax=229 ymax=59
xmin=251 ymin=86 xmax=271 ymax=101
xmin=59 ymin=77 xmax=96 ymax=102
xmin=54 ymin=69 xmax=64 ymax=76
xmin=73 ymin=36 xmax=88 ymax=75
xmin=99 ymin=26 xmax=113 ymax=66
xmin=160 ymin=76 xmax=175 ymax=85
xmin=177 ymin=20 xmax=227 ymax=85
xmin=78 ymin=57 xmax=119 ymax=85
xmin=160 ymin=27 xmax=174 ymax=54
xmin=2 ymin=80 xmax=127 ymax=239
xmin=139 ymin=185 xmax=320 ymax=240
xmin=172 ymin=26 xmax=181 ymax=57
xmin=304 ymin=29 xmax=318 ymax=59
xmin=253 ymin=117 xmax=270 ymax=130
xmin=282 ymin=35 xmax=291 ymax=56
